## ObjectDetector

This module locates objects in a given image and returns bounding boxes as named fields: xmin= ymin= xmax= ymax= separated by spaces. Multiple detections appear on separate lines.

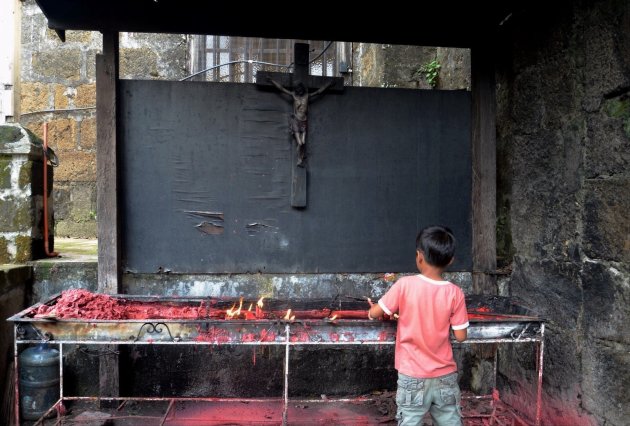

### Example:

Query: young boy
xmin=369 ymin=225 xmax=469 ymax=426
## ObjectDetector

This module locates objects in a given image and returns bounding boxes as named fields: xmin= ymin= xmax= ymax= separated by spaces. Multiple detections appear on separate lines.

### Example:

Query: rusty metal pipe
xmin=42 ymin=123 xmax=58 ymax=257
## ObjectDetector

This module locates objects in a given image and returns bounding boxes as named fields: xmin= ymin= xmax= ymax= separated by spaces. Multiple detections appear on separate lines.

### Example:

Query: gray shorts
xmin=396 ymin=371 xmax=462 ymax=426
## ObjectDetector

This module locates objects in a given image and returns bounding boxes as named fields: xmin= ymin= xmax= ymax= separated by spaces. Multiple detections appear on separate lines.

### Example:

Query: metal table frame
xmin=10 ymin=298 xmax=545 ymax=426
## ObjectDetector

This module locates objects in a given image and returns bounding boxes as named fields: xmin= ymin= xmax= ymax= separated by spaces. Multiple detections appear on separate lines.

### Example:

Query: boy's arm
xmin=453 ymin=328 xmax=467 ymax=342
xmin=367 ymin=298 xmax=385 ymax=319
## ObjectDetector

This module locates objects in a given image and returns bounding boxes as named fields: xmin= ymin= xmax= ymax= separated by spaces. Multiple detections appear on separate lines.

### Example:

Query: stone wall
xmin=353 ymin=44 xmax=470 ymax=90
xmin=496 ymin=1 xmax=630 ymax=424
xmin=0 ymin=124 xmax=51 ymax=263
xmin=18 ymin=0 xmax=189 ymax=238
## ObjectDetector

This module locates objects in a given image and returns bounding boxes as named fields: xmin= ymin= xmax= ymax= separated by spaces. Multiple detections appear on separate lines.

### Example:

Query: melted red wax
xmin=195 ymin=326 xmax=230 ymax=343
xmin=31 ymin=290 xmax=379 ymax=321
xmin=32 ymin=290 xmax=519 ymax=323
xmin=290 ymin=330 xmax=311 ymax=342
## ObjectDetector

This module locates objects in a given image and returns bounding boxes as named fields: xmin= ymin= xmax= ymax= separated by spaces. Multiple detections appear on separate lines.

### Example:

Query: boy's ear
xmin=448 ymin=257 xmax=455 ymax=266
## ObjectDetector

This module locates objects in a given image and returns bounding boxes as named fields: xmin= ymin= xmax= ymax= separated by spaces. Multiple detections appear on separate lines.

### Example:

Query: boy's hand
xmin=367 ymin=297 xmax=375 ymax=307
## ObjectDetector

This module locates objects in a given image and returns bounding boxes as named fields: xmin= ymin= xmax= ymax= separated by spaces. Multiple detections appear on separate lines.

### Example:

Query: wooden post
xmin=96 ymin=31 xmax=120 ymax=293
xmin=471 ymin=44 xmax=497 ymax=295
xmin=96 ymin=30 xmax=120 ymax=402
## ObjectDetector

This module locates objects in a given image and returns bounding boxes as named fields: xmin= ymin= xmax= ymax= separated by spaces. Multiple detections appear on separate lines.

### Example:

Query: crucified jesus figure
xmin=268 ymin=78 xmax=334 ymax=167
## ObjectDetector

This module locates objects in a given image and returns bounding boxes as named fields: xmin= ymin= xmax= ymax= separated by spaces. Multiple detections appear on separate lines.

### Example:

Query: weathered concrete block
xmin=31 ymin=259 xmax=97 ymax=303
xmin=583 ymin=178 xmax=630 ymax=263
xmin=75 ymin=84 xmax=96 ymax=108
xmin=436 ymin=47 xmax=471 ymax=90
xmin=47 ymin=118 xmax=76 ymax=151
xmin=0 ymin=159 xmax=10 ymax=188
xmin=53 ymin=181 xmax=97 ymax=238
xmin=78 ymin=117 xmax=96 ymax=150
xmin=384 ymin=45 xmax=436 ymax=89
xmin=20 ymin=82 xmax=50 ymax=113
xmin=85 ymin=49 xmax=98 ymax=81
xmin=582 ymin=261 xmax=630 ymax=344
xmin=0 ymin=125 xmax=23 ymax=143
xmin=54 ymin=151 xmax=95 ymax=182
xmin=584 ymin=97 xmax=630 ymax=178
xmin=0 ymin=196 xmax=21 ymax=231
xmin=0 ymin=237 xmax=9 ymax=264
xmin=581 ymin=339 xmax=630 ymax=425
xmin=0 ymin=196 xmax=31 ymax=233
xmin=32 ymin=49 xmax=82 ymax=81
xmin=120 ymin=47 xmax=158 ymax=80
xmin=53 ymin=84 xmax=70 ymax=110
xmin=354 ymin=44 xmax=385 ymax=88
xmin=15 ymin=234 xmax=33 ymax=263
xmin=0 ymin=124 xmax=53 ymax=262
xmin=65 ymin=30 xmax=92 ymax=44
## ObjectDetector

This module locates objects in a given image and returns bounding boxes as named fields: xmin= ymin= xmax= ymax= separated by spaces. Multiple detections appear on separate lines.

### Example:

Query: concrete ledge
xmin=31 ymin=259 xmax=97 ymax=303
xmin=0 ymin=264 xmax=32 ymax=294
xmin=29 ymin=237 xmax=97 ymax=303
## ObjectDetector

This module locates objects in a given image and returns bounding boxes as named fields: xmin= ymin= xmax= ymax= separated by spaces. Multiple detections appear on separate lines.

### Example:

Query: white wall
xmin=0 ymin=0 xmax=16 ymax=123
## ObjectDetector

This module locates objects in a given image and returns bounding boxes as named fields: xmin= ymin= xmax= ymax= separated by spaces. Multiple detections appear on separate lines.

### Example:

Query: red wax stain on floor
xmin=53 ymin=394 xmax=538 ymax=425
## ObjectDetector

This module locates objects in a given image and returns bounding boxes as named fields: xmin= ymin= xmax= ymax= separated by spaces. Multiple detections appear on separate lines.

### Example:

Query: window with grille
xmin=188 ymin=36 xmax=349 ymax=83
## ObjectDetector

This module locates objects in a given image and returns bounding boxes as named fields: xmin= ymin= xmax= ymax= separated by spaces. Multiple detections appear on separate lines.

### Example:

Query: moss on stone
xmin=18 ymin=161 xmax=32 ymax=189
xmin=0 ymin=126 xmax=23 ymax=143
xmin=35 ymin=261 xmax=55 ymax=280
xmin=605 ymin=98 xmax=630 ymax=119
xmin=0 ymin=160 xmax=11 ymax=189
xmin=605 ymin=98 xmax=630 ymax=139
xmin=15 ymin=235 xmax=32 ymax=263
xmin=0 ymin=237 xmax=9 ymax=263
xmin=13 ymin=200 xmax=33 ymax=232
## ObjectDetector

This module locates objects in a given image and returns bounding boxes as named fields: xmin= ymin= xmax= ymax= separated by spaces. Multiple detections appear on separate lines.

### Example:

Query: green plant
xmin=414 ymin=59 xmax=441 ymax=88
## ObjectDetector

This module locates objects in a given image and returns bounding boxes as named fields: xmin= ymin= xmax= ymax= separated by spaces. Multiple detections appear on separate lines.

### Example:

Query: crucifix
xmin=257 ymin=42 xmax=344 ymax=208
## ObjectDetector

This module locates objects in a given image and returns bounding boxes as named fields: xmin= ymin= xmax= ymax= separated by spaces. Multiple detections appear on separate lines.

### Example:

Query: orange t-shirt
xmin=378 ymin=274 xmax=469 ymax=378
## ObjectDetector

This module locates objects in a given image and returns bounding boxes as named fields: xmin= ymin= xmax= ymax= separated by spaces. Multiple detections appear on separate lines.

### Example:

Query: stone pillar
xmin=0 ymin=123 xmax=54 ymax=263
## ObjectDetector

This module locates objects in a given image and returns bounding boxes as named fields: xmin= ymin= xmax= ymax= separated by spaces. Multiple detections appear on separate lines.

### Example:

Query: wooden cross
xmin=257 ymin=43 xmax=344 ymax=208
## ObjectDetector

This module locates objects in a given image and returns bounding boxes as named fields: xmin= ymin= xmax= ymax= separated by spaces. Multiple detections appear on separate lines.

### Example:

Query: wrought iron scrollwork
xmin=16 ymin=324 xmax=26 ymax=339
xmin=134 ymin=322 xmax=174 ymax=342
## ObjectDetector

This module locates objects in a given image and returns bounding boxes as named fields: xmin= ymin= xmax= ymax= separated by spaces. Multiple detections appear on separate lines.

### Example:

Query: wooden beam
xmin=471 ymin=45 xmax=497 ymax=295
xmin=96 ymin=31 xmax=120 ymax=294
xmin=96 ymin=30 xmax=120 ymax=404
xmin=291 ymin=162 xmax=307 ymax=208
xmin=256 ymin=71 xmax=344 ymax=92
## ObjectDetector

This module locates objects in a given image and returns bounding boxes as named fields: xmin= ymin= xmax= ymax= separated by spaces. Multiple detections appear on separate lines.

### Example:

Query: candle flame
xmin=226 ymin=297 xmax=244 ymax=319
xmin=257 ymin=297 xmax=265 ymax=309
xmin=329 ymin=314 xmax=338 ymax=321
xmin=284 ymin=309 xmax=292 ymax=320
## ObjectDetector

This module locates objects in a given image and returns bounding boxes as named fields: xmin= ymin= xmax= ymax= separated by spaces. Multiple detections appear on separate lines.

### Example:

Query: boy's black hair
xmin=416 ymin=225 xmax=456 ymax=268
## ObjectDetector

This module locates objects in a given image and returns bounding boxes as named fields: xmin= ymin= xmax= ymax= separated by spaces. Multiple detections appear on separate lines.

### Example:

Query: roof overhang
xmin=34 ymin=0 xmax=521 ymax=48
